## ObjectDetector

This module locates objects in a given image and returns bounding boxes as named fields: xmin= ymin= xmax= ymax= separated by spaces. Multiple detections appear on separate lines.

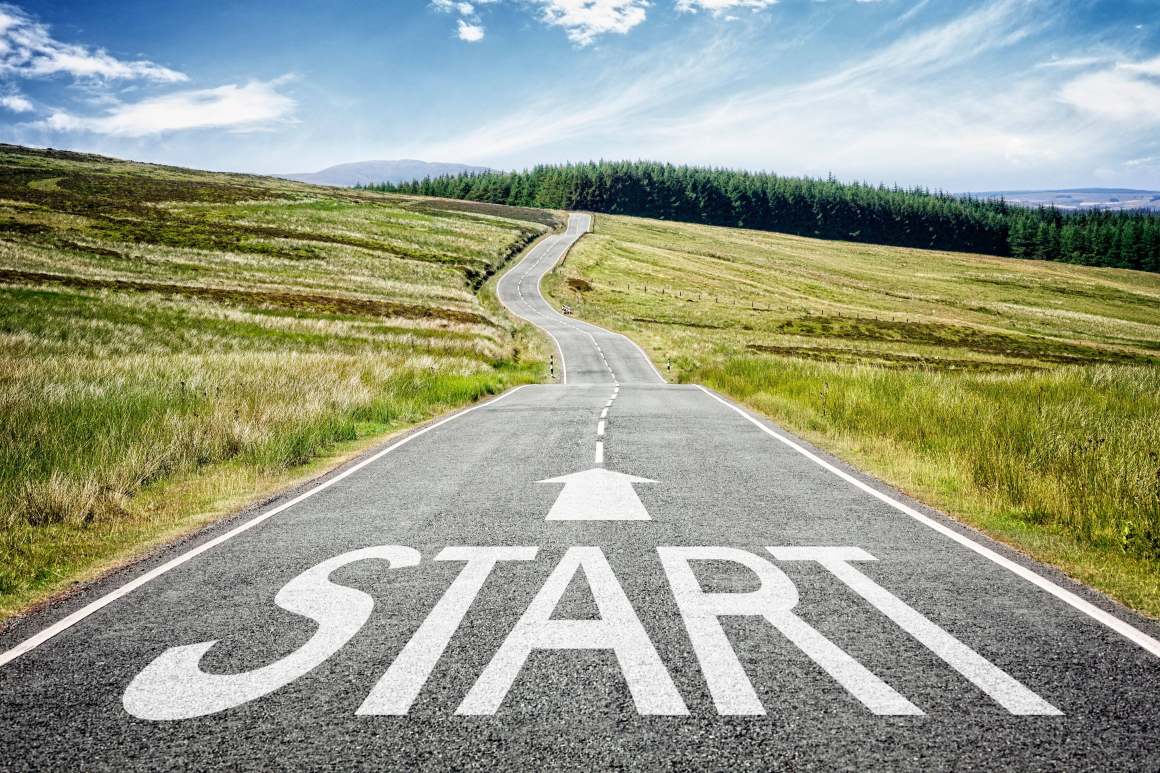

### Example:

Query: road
xmin=3 ymin=212 xmax=1160 ymax=771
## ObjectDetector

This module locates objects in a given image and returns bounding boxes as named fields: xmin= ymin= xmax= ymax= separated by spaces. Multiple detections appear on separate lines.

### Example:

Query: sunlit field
xmin=546 ymin=213 xmax=1160 ymax=616
xmin=0 ymin=145 xmax=559 ymax=617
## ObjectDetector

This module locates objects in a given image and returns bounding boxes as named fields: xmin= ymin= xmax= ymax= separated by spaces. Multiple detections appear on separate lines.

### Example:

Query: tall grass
xmin=550 ymin=212 xmax=1160 ymax=615
xmin=0 ymin=350 xmax=536 ymax=601
xmin=0 ymin=148 xmax=561 ymax=617
xmin=690 ymin=356 xmax=1160 ymax=562
xmin=686 ymin=359 xmax=1160 ymax=547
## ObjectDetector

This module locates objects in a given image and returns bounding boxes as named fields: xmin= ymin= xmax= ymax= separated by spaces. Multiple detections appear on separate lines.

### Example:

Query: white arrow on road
xmin=537 ymin=468 xmax=656 ymax=521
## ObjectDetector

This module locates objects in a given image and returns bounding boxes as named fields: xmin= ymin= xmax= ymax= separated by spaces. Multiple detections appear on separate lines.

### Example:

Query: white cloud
xmin=1035 ymin=55 xmax=1110 ymax=69
xmin=799 ymin=0 xmax=1035 ymax=90
xmin=437 ymin=0 xmax=649 ymax=46
xmin=43 ymin=80 xmax=295 ymax=137
xmin=1121 ymin=55 xmax=1160 ymax=76
xmin=1061 ymin=64 xmax=1160 ymax=122
xmin=0 ymin=92 xmax=30 ymax=111
xmin=420 ymin=0 xmax=1160 ymax=189
xmin=420 ymin=34 xmax=745 ymax=158
xmin=457 ymin=19 xmax=485 ymax=41
xmin=0 ymin=4 xmax=185 ymax=82
xmin=528 ymin=0 xmax=649 ymax=45
xmin=434 ymin=0 xmax=491 ymax=42
xmin=677 ymin=0 xmax=776 ymax=12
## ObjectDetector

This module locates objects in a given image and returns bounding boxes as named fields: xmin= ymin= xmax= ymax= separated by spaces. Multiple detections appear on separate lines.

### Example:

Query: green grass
xmin=0 ymin=145 xmax=560 ymax=619
xmin=546 ymin=213 xmax=1160 ymax=617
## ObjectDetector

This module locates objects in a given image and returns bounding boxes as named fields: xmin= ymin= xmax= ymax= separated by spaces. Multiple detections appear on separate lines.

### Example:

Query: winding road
xmin=2 ymin=213 xmax=1160 ymax=771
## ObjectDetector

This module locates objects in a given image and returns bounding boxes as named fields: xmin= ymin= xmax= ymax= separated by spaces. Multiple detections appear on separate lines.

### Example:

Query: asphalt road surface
xmin=3 ymin=213 xmax=1160 ymax=771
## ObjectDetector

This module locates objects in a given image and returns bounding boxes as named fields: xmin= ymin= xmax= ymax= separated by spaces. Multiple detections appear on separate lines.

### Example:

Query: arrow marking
xmin=537 ymin=468 xmax=656 ymax=521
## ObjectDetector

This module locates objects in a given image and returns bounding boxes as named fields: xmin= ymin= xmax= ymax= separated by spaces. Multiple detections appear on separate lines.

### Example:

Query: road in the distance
xmin=3 ymin=213 xmax=1160 ymax=771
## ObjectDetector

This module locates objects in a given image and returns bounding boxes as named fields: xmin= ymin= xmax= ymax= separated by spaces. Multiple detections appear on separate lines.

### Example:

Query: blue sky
xmin=1 ymin=0 xmax=1158 ymax=191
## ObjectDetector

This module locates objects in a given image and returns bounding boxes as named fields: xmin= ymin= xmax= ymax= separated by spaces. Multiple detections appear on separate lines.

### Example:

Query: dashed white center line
xmin=600 ymin=408 xmax=608 ymax=418
xmin=597 ymin=420 xmax=605 ymax=437
xmin=594 ymin=441 xmax=604 ymax=464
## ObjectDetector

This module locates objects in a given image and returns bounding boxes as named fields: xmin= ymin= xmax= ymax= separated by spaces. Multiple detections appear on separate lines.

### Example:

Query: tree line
xmin=361 ymin=161 xmax=1160 ymax=273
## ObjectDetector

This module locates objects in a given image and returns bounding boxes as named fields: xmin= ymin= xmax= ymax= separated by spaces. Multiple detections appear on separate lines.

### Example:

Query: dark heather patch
xmin=777 ymin=315 xmax=1157 ymax=366
xmin=632 ymin=317 xmax=725 ymax=329
xmin=410 ymin=199 xmax=564 ymax=229
xmin=0 ymin=269 xmax=493 ymax=325
xmin=745 ymin=343 xmax=1045 ymax=373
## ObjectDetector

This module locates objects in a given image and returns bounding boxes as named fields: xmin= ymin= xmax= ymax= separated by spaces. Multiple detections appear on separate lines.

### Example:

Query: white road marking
xmin=657 ymin=546 xmax=922 ymax=716
xmin=0 ymin=386 xmax=530 ymax=669
xmin=770 ymin=547 xmax=1060 ymax=715
xmin=695 ymin=385 xmax=1160 ymax=660
xmin=594 ymin=442 xmax=603 ymax=464
xmin=123 ymin=546 xmax=420 ymax=720
xmin=357 ymin=546 xmax=538 ymax=715
xmin=597 ymin=420 xmax=605 ymax=436
xmin=600 ymin=408 xmax=608 ymax=418
xmin=456 ymin=547 xmax=688 ymax=716
xmin=539 ymin=468 xmax=653 ymax=521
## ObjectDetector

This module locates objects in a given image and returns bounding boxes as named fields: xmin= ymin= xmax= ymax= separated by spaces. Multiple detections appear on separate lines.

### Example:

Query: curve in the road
xmin=497 ymin=213 xmax=669 ymax=387
xmin=499 ymin=212 xmax=1160 ymax=660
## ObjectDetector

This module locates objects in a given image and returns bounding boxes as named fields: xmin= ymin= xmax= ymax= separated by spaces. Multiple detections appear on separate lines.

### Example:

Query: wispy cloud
xmin=419 ymin=32 xmax=748 ymax=157
xmin=433 ymin=0 xmax=952 ymax=47
xmin=0 ymin=92 xmax=30 ymax=111
xmin=1061 ymin=57 xmax=1160 ymax=122
xmin=0 ymin=4 xmax=185 ymax=82
xmin=42 ymin=80 xmax=296 ymax=137
xmin=457 ymin=19 xmax=485 ymax=41
xmin=1121 ymin=55 xmax=1160 ymax=76
xmin=434 ymin=0 xmax=493 ymax=42
xmin=1035 ymin=54 xmax=1111 ymax=69
xmin=0 ymin=4 xmax=297 ymax=139
xmin=420 ymin=0 xmax=1155 ymax=188
xmin=524 ymin=0 xmax=649 ymax=45
xmin=676 ymin=0 xmax=777 ymax=13
xmin=437 ymin=0 xmax=651 ymax=46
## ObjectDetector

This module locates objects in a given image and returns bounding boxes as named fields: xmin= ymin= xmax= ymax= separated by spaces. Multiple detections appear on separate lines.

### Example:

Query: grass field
xmin=0 ymin=145 xmax=559 ymax=619
xmin=545 ymin=213 xmax=1160 ymax=617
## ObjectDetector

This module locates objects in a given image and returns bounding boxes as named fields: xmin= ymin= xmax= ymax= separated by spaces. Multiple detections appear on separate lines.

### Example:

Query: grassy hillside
xmin=0 ymin=145 xmax=559 ymax=619
xmin=546 ymin=214 xmax=1160 ymax=616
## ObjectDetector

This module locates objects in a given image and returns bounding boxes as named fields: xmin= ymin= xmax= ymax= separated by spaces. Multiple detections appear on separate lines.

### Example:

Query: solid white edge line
xmin=622 ymin=333 xmax=671 ymax=385
xmin=0 ymin=385 xmax=530 ymax=668
xmin=694 ymin=384 xmax=1160 ymax=660
xmin=561 ymin=310 xmax=668 ymax=386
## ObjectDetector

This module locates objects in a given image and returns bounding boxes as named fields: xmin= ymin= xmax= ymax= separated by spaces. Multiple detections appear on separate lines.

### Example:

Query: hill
xmin=963 ymin=188 xmax=1160 ymax=212
xmin=371 ymin=161 xmax=1160 ymax=273
xmin=0 ymin=144 xmax=558 ymax=618
xmin=275 ymin=159 xmax=491 ymax=187
xmin=546 ymin=213 xmax=1160 ymax=615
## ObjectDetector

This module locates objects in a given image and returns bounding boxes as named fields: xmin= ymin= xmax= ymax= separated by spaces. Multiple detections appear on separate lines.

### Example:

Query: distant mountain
xmin=958 ymin=188 xmax=1160 ymax=211
xmin=275 ymin=160 xmax=491 ymax=188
